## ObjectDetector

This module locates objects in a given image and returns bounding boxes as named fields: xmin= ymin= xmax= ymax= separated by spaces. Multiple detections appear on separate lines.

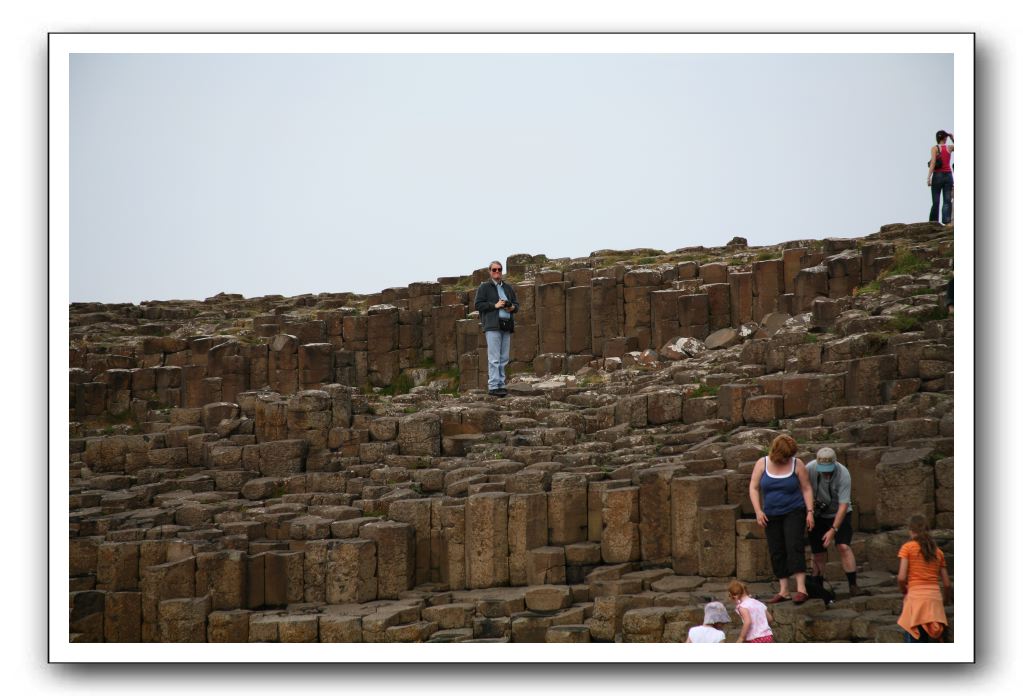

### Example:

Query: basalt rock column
xmin=601 ymin=486 xmax=640 ymax=563
xmin=670 ymin=475 xmax=727 ymax=575
xmin=466 ymin=492 xmax=510 ymax=589
xmin=359 ymin=521 xmax=414 ymax=599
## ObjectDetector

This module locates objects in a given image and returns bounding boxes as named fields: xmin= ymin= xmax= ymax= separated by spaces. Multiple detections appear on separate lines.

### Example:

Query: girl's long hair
xmin=908 ymin=513 xmax=938 ymax=563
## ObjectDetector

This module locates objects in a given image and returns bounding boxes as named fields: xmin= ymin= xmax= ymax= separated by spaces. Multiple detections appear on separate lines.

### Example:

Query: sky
xmin=70 ymin=52 xmax=953 ymax=303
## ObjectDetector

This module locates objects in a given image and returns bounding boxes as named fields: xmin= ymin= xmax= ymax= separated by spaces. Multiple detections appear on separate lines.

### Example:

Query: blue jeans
xmin=485 ymin=330 xmax=511 ymax=390
xmin=903 ymin=627 xmax=942 ymax=643
xmin=929 ymin=171 xmax=953 ymax=224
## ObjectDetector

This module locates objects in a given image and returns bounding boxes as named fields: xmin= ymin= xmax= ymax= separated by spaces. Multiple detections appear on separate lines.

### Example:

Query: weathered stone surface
xmin=397 ymin=413 xmax=441 ymax=456
xmin=195 ymin=550 xmax=247 ymax=610
xmin=262 ymin=551 xmax=303 ymax=607
xmin=104 ymin=591 xmax=142 ymax=642
xmin=319 ymin=614 xmax=363 ymax=642
xmin=646 ymin=390 xmax=683 ymax=425
xmin=637 ymin=467 xmax=676 ymax=564
xmin=735 ymin=519 xmax=772 ymax=582
xmin=525 ymin=585 xmax=572 ymax=612
xmin=698 ymin=504 xmax=739 ymax=577
xmin=326 ymin=539 xmax=377 ymax=603
xmin=66 ymin=223 xmax=955 ymax=645
xmin=743 ymin=394 xmax=784 ymax=424
xmin=258 ymin=439 xmax=307 ymax=477
xmin=659 ymin=337 xmax=705 ymax=361
xmin=208 ymin=609 xmax=250 ymax=642
xmin=671 ymin=475 xmax=726 ymax=574
xmin=159 ymin=595 xmax=211 ymax=642
xmin=359 ymin=521 xmax=414 ymax=599
xmin=548 ymin=474 xmax=588 ymax=545
xmin=601 ymin=486 xmax=640 ymax=563
xmin=545 ymin=624 xmax=591 ymax=643
xmin=526 ymin=546 xmax=567 ymax=586
xmin=508 ymin=493 xmax=549 ymax=585
xmin=876 ymin=448 xmax=936 ymax=528
xmin=466 ymin=493 xmax=510 ymax=589
xmin=705 ymin=327 xmax=740 ymax=350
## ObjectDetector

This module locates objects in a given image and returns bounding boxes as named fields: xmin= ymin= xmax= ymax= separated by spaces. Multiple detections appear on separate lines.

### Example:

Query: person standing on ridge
xmin=927 ymin=130 xmax=954 ymax=225
xmin=475 ymin=260 xmax=518 ymax=397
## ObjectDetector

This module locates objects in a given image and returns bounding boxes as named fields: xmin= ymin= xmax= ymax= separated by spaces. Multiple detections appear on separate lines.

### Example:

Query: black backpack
xmin=805 ymin=576 xmax=836 ymax=605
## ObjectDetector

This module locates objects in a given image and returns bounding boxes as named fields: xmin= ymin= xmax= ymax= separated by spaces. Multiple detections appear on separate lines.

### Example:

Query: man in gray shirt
xmin=806 ymin=447 xmax=861 ymax=597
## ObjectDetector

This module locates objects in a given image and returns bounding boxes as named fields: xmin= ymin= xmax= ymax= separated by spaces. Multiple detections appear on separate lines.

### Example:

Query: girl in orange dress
xmin=897 ymin=514 xmax=953 ymax=642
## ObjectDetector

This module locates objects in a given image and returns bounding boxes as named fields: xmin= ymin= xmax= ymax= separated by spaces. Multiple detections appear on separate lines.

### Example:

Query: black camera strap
xmin=814 ymin=467 xmax=836 ymax=514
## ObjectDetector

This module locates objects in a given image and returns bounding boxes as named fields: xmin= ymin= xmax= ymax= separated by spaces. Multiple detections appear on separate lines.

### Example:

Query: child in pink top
xmin=728 ymin=580 xmax=774 ymax=643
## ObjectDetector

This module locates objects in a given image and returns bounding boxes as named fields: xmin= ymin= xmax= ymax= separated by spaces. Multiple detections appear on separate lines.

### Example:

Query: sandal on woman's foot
xmin=791 ymin=591 xmax=809 ymax=604
xmin=766 ymin=593 xmax=791 ymax=604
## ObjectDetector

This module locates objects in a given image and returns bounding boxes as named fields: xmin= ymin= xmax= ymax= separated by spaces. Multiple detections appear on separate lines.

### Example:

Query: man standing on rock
xmin=806 ymin=447 xmax=861 ymax=597
xmin=475 ymin=260 xmax=518 ymax=397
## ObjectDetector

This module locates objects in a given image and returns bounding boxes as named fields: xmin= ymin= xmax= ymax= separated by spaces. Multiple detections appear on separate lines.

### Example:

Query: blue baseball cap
xmin=815 ymin=447 xmax=837 ymax=472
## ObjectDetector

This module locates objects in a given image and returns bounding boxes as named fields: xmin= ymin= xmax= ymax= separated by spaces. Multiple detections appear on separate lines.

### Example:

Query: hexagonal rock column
xmin=439 ymin=504 xmax=467 ymax=591
xmin=195 ymin=550 xmax=247 ymax=610
xmin=326 ymin=538 xmax=378 ymax=603
xmin=508 ymin=492 xmax=549 ymax=585
xmin=359 ymin=520 xmax=415 ymax=599
xmin=589 ymin=277 xmax=621 ymax=358
xmin=397 ymin=412 xmax=441 ymax=456
xmin=735 ymin=519 xmax=773 ymax=582
xmin=638 ymin=466 xmax=679 ymax=565
xmin=466 ymin=492 xmax=510 ymax=589
xmin=388 ymin=498 xmax=433 ymax=586
xmin=670 ymin=475 xmax=727 ymax=575
xmin=547 ymin=473 xmax=588 ymax=545
xmin=875 ymin=448 xmax=936 ymax=529
xmin=257 ymin=439 xmax=307 ymax=477
xmin=601 ymin=486 xmax=640 ymax=563
xmin=698 ymin=504 xmax=740 ymax=577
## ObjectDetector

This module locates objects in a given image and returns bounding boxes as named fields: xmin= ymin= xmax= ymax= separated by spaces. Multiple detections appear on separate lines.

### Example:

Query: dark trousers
xmin=765 ymin=508 xmax=807 ymax=579
xmin=929 ymin=171 xmax=953 ymax=224
xmin=903 ymin=627 xmax=944 ymax=643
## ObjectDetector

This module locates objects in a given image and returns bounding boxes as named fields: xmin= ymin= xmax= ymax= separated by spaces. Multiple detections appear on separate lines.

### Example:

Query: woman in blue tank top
xmin=749 ymin=434 xmax=815 ymax=604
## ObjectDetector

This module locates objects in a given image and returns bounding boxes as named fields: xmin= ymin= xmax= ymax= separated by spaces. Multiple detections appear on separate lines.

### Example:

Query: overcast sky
xmin=70 ymin=52 xmax=952 ymax=303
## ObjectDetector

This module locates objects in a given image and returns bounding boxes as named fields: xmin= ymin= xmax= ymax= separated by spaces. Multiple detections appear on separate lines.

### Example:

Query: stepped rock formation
xmin=68 ymin=222 xmax=955 ymax=643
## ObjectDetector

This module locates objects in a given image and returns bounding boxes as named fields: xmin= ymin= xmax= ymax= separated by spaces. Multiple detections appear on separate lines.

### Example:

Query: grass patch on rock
xmin=689 ymin=384 xmax=719 ymax=398
xmin=886 ymin=248 xmax=930 ymax=277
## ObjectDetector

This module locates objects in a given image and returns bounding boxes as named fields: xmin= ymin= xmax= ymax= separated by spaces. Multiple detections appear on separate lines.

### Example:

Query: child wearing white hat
xmin=686 ymin=601 xmax=731 ymax=643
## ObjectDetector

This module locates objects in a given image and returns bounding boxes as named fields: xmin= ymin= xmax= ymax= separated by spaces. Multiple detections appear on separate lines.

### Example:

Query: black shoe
xmin=496 ymin=387 xmax=508 ymax=396
xmin=488 ymin=389 xmax=506 ymax=398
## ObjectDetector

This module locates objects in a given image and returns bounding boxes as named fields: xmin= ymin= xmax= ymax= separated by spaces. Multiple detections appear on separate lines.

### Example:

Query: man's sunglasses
xmin=490 ymin=268 xmax=502 ymax=273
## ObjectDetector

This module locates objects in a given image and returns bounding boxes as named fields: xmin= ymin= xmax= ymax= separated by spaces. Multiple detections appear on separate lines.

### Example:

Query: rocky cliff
xmin=68 ymin=221 xmax=955 ymax=643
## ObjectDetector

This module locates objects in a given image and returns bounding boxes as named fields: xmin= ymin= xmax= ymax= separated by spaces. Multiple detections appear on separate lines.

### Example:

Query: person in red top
xmin=927 ymin=130 xmax=955 ymax=225
xmin=897 ymin=514 xmax=953 ymax=642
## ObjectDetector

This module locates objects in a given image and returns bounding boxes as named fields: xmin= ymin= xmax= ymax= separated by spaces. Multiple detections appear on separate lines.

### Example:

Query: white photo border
xmin=49 ymin=31 xmax=973 ymax=664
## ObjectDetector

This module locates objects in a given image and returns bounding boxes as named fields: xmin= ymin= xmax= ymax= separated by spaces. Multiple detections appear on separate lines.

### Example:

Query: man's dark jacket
xmin=474 ymin=281 xmax=518 ymax=332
